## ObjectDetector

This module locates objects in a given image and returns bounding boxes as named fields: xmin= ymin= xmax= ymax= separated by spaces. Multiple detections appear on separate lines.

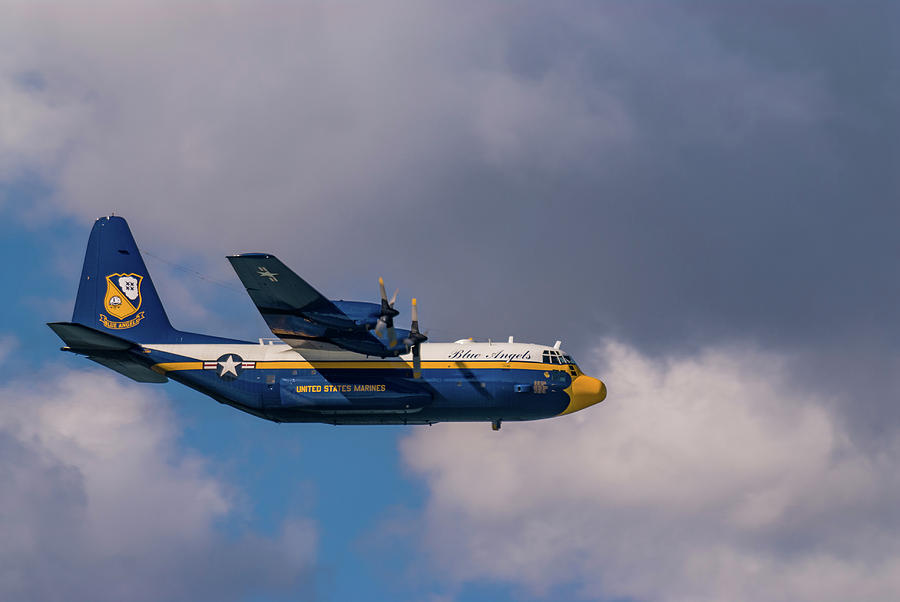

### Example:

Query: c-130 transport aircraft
xmin=49 ymin=216 xmax=606 ymax=430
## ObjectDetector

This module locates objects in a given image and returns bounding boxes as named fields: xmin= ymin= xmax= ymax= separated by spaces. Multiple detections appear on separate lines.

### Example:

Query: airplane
xmin=48 ymin=216 xmax=606 ymax=430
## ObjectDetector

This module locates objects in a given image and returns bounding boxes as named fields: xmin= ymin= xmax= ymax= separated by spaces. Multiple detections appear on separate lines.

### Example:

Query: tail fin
xmin=71 ymin=216 xmax=177 ymax=342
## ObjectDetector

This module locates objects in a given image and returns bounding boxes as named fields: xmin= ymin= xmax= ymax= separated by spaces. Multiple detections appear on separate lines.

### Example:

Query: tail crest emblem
xmin=101 ymin=273 xmax=145 ymax=329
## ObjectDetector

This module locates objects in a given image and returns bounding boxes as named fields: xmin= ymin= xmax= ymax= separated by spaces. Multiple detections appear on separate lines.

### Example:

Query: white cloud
xmin=399 ymin=341 xmax=900 ymax=602
xmin=0 ymin=367 xmax=316 ymax=602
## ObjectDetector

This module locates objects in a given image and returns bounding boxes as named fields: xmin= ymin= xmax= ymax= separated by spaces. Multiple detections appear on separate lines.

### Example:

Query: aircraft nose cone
xmin=561 ymin=375 xmax=607 ymax=415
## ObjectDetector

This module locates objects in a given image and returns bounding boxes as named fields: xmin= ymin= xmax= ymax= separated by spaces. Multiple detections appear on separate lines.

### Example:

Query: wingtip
xmin=228 ymin=252 xmax=275 ymax=259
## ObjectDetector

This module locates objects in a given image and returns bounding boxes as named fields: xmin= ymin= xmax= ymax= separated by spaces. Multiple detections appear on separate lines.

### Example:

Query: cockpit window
xmin=543 ymin=349 xmax=570 ymax=364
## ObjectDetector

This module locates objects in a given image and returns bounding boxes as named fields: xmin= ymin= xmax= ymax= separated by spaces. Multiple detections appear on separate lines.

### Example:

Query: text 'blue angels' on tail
xmin=49 ymin=216 xmax=606 ymax=430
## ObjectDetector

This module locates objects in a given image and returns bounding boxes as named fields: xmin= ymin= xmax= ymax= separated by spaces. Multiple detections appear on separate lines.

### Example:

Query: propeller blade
xmin=378 ymin=277 xmax=400 ymax=325
xmin=409 ymin=298 xmax=425 ymax=378
xmin=413 ymin=343 xmax=422 ymax=379
xmin=374 ymin=317 xmax=398 ymax=348
xmin=402 ymin=298 xmax=427 ymax=346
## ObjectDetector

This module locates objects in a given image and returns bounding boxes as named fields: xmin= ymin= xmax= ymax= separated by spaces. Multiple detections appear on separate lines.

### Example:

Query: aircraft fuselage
xmin=144 ymin=341 xmax=606 ymax=425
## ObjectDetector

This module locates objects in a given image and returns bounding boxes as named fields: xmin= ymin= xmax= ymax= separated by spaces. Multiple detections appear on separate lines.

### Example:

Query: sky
xmin=0 ymin=1 xmax=898 ymax=600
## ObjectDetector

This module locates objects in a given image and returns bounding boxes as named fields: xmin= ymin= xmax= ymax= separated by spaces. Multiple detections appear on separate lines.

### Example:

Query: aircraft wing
xmin=228 ymin=254 xmax=396 ymax=356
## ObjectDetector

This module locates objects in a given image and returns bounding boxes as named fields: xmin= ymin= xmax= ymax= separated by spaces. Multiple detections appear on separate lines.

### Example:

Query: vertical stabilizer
xmin=71 ymin=216 xmax=176 ymax=342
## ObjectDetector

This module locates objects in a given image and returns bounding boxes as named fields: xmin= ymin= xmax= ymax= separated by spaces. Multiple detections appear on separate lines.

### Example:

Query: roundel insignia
xmin=216 ymin=354 xmax=244 ymax=381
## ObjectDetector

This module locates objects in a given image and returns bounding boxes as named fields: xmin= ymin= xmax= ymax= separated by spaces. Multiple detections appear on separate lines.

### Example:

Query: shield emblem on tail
xmin=104 ymin=273 xmax=143 ymax=320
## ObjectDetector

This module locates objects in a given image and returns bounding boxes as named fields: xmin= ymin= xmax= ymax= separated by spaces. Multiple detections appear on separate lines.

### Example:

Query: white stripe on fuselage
xmin=144 ymin=341 xmax=563 ymax=364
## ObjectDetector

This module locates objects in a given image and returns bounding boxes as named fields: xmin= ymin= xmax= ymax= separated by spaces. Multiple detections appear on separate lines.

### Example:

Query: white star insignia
xmin=218 ymin=355 xmax=240 ymax=378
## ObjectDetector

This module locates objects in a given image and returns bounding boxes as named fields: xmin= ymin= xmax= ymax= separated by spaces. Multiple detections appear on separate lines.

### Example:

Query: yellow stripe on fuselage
xmin=153 ymin=360 xmax=565 ymax=373
xmin=155 ymin=362 xmax=204 ymax=371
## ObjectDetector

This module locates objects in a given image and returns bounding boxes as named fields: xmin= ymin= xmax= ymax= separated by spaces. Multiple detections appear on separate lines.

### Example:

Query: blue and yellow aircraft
xmin=49 ymin=216 xmax=606 ymax=430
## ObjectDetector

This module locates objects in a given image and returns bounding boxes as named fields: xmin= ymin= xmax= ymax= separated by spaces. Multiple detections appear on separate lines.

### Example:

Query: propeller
xmin=404 ymin=297 xmax=428 ymax=378
xmin=374 ymin=277 xmax=400 ymax=347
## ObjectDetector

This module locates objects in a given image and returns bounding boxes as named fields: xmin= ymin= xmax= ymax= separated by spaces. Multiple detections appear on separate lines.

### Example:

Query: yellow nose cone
xmin=560 ymin=375 xmax=607 ymax=415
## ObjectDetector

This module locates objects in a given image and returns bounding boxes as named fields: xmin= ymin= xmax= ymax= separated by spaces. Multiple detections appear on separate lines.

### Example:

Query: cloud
xmin=0 ymin=367 xmax=316 ymax=602
xmin=0 ymin=1 xmax=819 ymax=259
xmin=3 ymin=0 xmax=898 ymax=432
xmin=3 ymin=3 xmax=898 ymax=599
xmin=0 ymin=335 xmax=17 ymax=364
xmin=0 ymin=65 xmax=87 ymax=181
xmin=399 ymin=341 xmax=900 ymax=601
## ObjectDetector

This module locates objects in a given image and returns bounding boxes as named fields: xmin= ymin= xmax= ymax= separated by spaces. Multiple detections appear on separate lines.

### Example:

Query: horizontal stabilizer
xmin=47 ymin=321 xmax=167 ymax=383
xmin=48 ymin=322 xmax=134 ymax=351
xmin=88 ymin=356 xmax=168 ymax=383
